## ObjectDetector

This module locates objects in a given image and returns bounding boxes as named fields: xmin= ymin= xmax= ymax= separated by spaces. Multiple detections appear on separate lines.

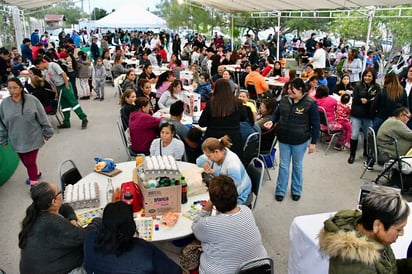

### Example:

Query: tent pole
xmin=231 ymin=14 xmax=234 ymax=52
xmin=276 ymin=12 xmax=280 ymax=61
xmin=363 ymin=6 xmax=375 ymax=71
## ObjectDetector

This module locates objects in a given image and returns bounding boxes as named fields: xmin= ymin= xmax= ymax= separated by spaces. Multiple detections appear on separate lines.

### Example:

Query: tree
xmin=28 ymin=1 xmax=87 ymax=25
xmin=91 ymin=8 xmax=108 ymax=20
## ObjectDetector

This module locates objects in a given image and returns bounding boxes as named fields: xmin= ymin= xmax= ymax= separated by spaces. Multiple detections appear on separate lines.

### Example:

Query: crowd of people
xmin=3 ymin=26 xmax=412 ymax=273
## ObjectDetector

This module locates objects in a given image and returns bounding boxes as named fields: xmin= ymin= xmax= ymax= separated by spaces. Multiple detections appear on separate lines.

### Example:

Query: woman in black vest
xmin=268 ymin=78 xmax=320 ymax=202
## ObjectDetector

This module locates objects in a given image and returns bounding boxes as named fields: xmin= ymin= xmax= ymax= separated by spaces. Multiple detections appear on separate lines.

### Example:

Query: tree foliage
xmin=27 ymin=1 xmax=87 ymax=25
xmin=91 ymin=8 xmax=108 ymax=20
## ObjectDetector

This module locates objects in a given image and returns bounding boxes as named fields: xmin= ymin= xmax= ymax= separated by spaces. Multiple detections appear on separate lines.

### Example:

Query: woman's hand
xmin=202 ymin=163 xmax=214 ymax=174
xmin=308 ymin=144 xmax=316 ymax=154
xmin=361 ymin=98 xmax=368 ymax=104
xmin=70 ymin=219 xmax=80 ymax=227
xmin=203 ymin=200 xmax=213 ymax=212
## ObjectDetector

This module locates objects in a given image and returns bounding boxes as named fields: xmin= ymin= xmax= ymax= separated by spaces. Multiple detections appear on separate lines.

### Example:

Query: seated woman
xmin=120 ymin=89 xmax=137 ymax=129
xmin=222 ymin=70 xmax=238 ymax=93
xmin=111 ymin=53 xmax=128 ymax=79
xmin=136 ymin=79 xmax=157 ymax=115
xmin=158 ymin=79 xmax=184 ymax=110
xmin=272 ymin=60 xmax=282 ymax=77
xmin=19 ymin=182 xmax=100 ymax=274
xmin=84 ymin=201 xmax=182 ymax=274
xmin=193 ymin=73 xmax=212 ymax=103
xmin=155 ymin=70 xmax=175 ymax=99
xmin=196 ymin=136 xmax=251 ymax=205
xmin=333 ymin=74 xmax=353 ymax=95
xmin=129 ymin=97 xmax=162 ymax=155
xmin=120 ymin=69 xmax=138 ymax=93
xmin=261 ymin=56 xmax=275 ymax=77
xmin=307 ymin=76 xmax=318 ymax=98
xmin=256 ymin=98 xmax=277 ymax=152
xmin=314 ymin=85 xmax=337 ymax=123
xmin=26 ymin=68 xmax=56 ymax=114
xmin=138 ymin=64 xmax=157 ymax=84
xmin=192 ymin=175 xmax=267 ymax=274
xmin=238 ymin=90 xmax=257 ymax=120
xmin=314 ymin=68 xmax=328 ymax=86
xmin=319 ymin=187 xmax=412 ymax=273
xmin=150 ymin=123 xmax=185 ymax=160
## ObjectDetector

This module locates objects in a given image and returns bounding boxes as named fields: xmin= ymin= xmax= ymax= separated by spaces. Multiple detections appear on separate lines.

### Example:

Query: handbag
xmin=180 ymin=240 xmax=202 ymax=270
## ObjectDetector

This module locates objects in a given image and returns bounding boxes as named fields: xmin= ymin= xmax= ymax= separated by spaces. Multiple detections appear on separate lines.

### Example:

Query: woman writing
xmin=111 ymin=53 xmax=128 ymax=79
xmin=199 ymin=78 xmax=246 ymax=158
xmin=120 ymin=69 xmax=138 ymax=93
xmin=192 ymin=175 xmax=267 ymax=274
xmin=0 ymin=78 xmax=53 ymax=189
xmin=319 ymin=188 xmax=412 ymax=273
xmin=155 ymin=70 xmax=175 ymax=99
xmin=333 ymin=74 xmax=353 ymax=95
xmin=84 ymin=201 xmax=182 ymax=274
xmin=196 ymin=136 xmax=251 ymax=205
xmin=268 ymin=78 xmax=319 ymax=202
xmin=150 ymin=123 xmax=185 ymax=160
xmin=137 ymin=78 xmax=157 ymax=115
xmin=348 ymin=67 xmax=381 ymax=164
xmin=139 ymin=64 xmax=158 ymax=84
xmin=158 ymin=79 xmax=184 ymax=110
xmin=19 ymin=182 xmax=101 ymax=274
xmin=119 ymin=89 xmax=137 ymax=129
xmin=129 ymin=97 xmax=161 ymax=155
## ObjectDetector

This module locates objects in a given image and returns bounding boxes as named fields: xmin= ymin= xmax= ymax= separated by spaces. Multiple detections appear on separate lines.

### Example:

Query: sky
xmin=85 ymin=0 xmax=161 ymax=13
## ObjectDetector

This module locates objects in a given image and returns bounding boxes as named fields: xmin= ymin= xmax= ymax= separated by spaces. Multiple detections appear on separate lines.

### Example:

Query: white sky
xmin=84 ymin=0 xmax=161 ymax=13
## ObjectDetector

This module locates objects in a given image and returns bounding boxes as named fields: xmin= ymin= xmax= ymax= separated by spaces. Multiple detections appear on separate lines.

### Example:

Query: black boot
xmin=363 ymin=139 xmax=368 ymax=157
xmin=348 ymin=139 xmax=358 ymax=164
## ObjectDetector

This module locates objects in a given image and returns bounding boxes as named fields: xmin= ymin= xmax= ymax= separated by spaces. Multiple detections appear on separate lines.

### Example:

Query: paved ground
xmin=0 ymin=82 xmax=374 ymax=273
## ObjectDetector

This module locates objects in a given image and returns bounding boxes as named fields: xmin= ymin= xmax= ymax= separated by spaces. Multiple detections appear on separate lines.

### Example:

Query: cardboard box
xmin=133 ymin=168 xmax=182 ymax=216
xmin=183 ymin=90 xmax=201 ymax=117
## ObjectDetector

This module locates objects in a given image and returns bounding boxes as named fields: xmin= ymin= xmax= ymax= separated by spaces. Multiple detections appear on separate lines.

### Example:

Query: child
xmin=335 ymin=93 xmax=352 ymax=150
xmin=76 ymin=51 xmax=92 ymax=99
xmin=93 ymin=57 xmax=105 ymax=101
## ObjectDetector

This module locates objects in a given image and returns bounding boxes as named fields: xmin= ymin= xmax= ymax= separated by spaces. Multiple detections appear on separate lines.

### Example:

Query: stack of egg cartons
xmin=143 ymin=155 xmax=179 ymax=181
xmin=64 ymin=182 xmax=100 ymax=209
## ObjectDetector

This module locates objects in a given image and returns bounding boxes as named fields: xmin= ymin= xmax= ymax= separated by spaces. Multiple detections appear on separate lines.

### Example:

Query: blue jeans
xmin=275 ymin=141 xmax=308 ymax=196
xmin=351 ymin=117 xmax=372 ymax=141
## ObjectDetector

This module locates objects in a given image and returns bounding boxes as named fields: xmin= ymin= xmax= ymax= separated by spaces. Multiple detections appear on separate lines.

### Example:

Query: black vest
xmin=277 ymin=95 xmax=314 ymax=145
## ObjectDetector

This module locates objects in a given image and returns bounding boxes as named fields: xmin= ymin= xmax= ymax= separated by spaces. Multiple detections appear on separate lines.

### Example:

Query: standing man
xmin=30 ymin=29 xmax=40 ymax=46
xmin=90 ymin=37 xmax=100 ymax=64
xmin=34 ymin=57 xmax=88 ymax=129
xmin=71 ymin=30 xmax=81 ymax=48
xmin=21 ymin=38 xmax=33 ymax=64
xmin=305 ymin=33 xmax=317 ymax=57
xmin=309 ymin=42 xmax=326 ymax=70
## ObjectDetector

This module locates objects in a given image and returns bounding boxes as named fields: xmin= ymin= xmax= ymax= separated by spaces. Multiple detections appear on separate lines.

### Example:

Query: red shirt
xmin=129 ymin=111 xmax=161 ymax=154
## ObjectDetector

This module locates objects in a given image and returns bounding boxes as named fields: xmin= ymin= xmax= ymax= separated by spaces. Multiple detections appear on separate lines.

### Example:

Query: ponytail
xmin=202 ymin=135 xmax=232 ymax=152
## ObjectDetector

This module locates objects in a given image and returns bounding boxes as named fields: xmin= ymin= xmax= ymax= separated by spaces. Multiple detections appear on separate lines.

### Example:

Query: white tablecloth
xmin=288 ymin=207 xmax=412 ymax=274
xmin=76 ymin=161 xmax=209 ymax=241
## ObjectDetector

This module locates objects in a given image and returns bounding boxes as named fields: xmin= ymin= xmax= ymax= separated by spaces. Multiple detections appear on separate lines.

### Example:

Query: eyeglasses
xmin=54 ymin=191 xmax=62 ymax=198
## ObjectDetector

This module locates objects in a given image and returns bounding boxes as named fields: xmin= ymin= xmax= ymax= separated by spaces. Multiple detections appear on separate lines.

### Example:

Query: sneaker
xmin=100 ymin=97 xmax=104 ymax=101
xmin=363 ymin=161 xmax=374 ymax=171
xmin=275 ymin=195 xmax=284 ymax=202
xmin=25 ymin=172 xmax=42 ymax=185
xmin=93 ymin=97 xmax=100 ymax=100
xmin=57 ymin=124 xmax=71 ymax=129
xmin=344 ymin=142 xmax=350 ymax=149
xmin=81 ymin=119 xmax=88 ymax=129
xmin=292 ymin=195 xmax=301 ymax=201
xmin=333 ymin=144 xmax=342 ymax=151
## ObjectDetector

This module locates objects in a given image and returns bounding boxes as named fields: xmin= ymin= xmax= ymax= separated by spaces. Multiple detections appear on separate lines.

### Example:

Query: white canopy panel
xmin=94 ymin=3 xmax=167 ymax=29
xmin=187 ymin=0 xmax=412 ymax=12
xmin=4 ymin=0 xmax=62 ymax=9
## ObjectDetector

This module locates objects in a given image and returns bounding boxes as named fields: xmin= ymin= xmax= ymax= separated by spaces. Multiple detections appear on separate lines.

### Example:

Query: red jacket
xmin=129 ymin=111 xmax=161 ymax=154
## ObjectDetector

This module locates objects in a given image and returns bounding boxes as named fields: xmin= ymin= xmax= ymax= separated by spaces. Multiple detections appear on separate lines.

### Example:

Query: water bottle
xmin=106 ymin=178 xmax=114 ymax=203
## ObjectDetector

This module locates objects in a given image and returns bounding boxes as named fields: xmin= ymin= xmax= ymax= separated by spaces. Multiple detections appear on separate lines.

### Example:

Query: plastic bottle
xmin=106 ymin=178 xmax=114 ymax=203
xmin=181 ymin=176 xmax=188 ymax=204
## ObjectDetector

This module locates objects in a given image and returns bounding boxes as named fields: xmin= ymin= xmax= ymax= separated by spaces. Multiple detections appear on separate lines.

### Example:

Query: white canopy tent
xmin=186 ymin=0 xmax=411 ymax=13
xmin=94 ymin=4 xmax=167 ymax=29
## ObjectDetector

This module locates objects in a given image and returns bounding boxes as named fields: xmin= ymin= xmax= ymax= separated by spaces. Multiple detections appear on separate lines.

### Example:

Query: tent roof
xmin=187 ymin=0 xmax=411 ymax=13
xmin=95 ymin=4 xmax=167 ymax=29
xmin=4 ymin=0 xmax=61 ymax=9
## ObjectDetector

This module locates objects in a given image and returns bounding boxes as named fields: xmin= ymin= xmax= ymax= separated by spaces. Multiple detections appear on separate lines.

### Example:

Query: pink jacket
xmin=316 ymin=96 xmax=337 ymax=122
xmin=129 ymin=111 xmax=161 ymax=154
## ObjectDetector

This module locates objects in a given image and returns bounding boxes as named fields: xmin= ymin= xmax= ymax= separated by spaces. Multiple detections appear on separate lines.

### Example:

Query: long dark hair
xmin=7 ymin=78 xmax=25 ymax=114
xmin=156 ymin=71 xmax=174 ymax=90
xmin=94 ymin=201 xmax=137 ymax=255
xmin=66 ymin=48 xmax=77 ymax=72
xmin=168 ymin=79 xmax=182 ymax=99
xmin=210 ymin=79 xmax=238 ymax=118
xmin=18 ymin=182 xmax=55 ymax=248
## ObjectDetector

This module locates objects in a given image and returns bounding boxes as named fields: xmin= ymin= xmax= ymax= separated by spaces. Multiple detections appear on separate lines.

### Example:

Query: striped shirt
xmin=192 ymin=205 xmax=267 ymax=274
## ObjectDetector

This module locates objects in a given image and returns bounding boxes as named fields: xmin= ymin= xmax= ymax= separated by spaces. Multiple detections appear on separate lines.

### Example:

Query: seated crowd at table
xmin=3 ymin=27 xmax=412 ymax=273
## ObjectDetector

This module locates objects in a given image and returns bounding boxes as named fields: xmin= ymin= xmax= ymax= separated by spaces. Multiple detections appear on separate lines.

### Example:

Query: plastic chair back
xmin=242 ymin=131 xmax=261 ymax=167
xmin=58 ymin=160 xmax=82 ymax=197
xmin=246 ymin=157 xmax=265 ymax=210
xmin=235 ymin=256 xmax=274 ymax=274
